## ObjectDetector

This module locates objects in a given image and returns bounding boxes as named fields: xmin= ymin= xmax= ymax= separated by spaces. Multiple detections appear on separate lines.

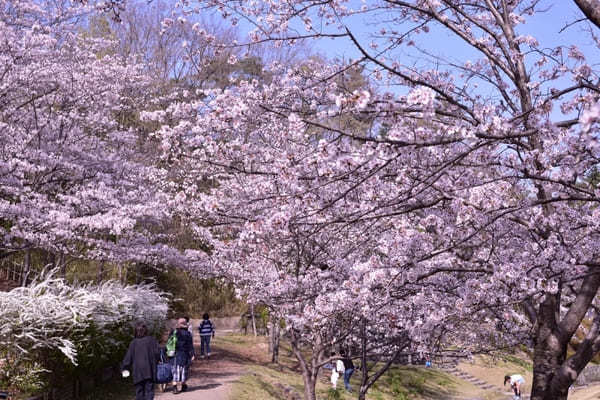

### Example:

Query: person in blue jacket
xmin=198 ymin=313 xmax=215 ymax=359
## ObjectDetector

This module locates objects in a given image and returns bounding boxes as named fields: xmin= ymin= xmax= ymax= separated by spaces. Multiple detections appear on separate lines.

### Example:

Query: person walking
xmin=121 ymin=322 xmax=160 ymax=400
xmin=504 ymin=374 xmax=525 ymax=399
xmin=341 ymin=351 xmax=355 ymax=392
xmin=183 ymin=316 xmax=194 ymax=385
xmin=171 ymin=318 xmax=195 ymax=394
xmin=198 ymin=313 xmax=215 ymax=359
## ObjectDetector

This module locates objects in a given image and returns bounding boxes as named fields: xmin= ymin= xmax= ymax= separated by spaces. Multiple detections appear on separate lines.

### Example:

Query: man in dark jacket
xmin=122 ymin=322 xmax=160 ymax=400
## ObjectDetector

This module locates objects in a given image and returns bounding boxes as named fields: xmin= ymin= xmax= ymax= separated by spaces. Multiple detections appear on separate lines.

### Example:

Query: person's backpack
xmin=198 ymin=320 xmax=213 ymax=334
xmin=166 ymin=330 xmax=177 ymax=357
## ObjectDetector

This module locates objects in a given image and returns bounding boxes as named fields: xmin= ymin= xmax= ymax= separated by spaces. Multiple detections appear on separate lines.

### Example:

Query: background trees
xmin=0 ymin=0 xmax=179 ymax=267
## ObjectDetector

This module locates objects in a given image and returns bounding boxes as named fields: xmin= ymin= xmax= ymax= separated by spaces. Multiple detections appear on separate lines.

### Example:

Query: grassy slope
xmin=39 ymin=334 xmax=600 ymax=400
xmin=458 ymin=353 xmax=600 ymax=400
xmin=227 ymin=335 xmax=600 ymax=400
xmin=226 ymin=334 xmax=483 ymax=400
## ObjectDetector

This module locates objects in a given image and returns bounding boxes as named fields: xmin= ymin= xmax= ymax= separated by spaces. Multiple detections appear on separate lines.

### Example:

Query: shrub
xmin=0 ymin=272 xmax=168 ymax=394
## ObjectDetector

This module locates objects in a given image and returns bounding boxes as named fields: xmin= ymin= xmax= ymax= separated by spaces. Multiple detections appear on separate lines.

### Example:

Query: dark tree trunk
xmin=531 ymin=293 xmax=568 ymax=400
xmin=271 ymin=317 xmax=280 ymax=364
xmin=530 ymin=273 xmax=600 ymax=400
xmin=289 ymin=330 xmax=321 ymax=400
xmin=573 ymin=0 xmax=600 ymax=29
xmin=359 ymin=318 xmax=369 ymax=400
xmin=357 ymin=318 xmax=405 ymax=400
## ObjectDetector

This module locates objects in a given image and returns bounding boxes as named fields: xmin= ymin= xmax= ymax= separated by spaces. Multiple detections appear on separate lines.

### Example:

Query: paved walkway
xmin=156 ymin=332 xmax=245 ymax=400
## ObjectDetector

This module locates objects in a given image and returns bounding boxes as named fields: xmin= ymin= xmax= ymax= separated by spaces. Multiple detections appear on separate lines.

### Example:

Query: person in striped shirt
xmin=198 ymin=313 xmax=215 ymax=359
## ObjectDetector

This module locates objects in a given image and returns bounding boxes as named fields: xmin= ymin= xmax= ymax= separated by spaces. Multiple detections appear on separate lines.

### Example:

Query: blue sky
xmin=289 ymin=0 xmax=599 ymax=67
xmin=275 ymin=0 xmax=598 ymax=122
xmin=169 ymin=0 xmax=598 ymax=122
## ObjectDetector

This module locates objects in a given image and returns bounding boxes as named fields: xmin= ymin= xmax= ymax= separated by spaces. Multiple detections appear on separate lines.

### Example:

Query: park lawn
xmin=225 ymin=333 xmax=600 ymax=400
xmin=226 ymin=333 xmax=489 ymax=400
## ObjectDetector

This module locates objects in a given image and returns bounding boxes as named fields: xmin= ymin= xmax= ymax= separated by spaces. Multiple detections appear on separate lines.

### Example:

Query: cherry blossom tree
xmin=144 ymin=58 xmax=475 ymax=398
xmin=147 ymin=1 xmax=600 ymax=399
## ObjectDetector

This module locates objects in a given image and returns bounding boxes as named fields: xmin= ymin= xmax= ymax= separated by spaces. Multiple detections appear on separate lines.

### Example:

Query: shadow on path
xmin=155 ymin=334 xmax=246 ymax=400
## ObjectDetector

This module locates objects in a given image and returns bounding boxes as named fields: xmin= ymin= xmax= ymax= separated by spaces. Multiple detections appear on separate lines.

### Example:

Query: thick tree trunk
xmin=531 ymin=333 xmax=568 ymax=400
xmin=359 ymin=318 xmax=369 ymax=400
xmin=301 ymin=374 xmax=317 ymax=400
xmin=530 ymin=273 xmax=600 ymax=400
xmin=573 ymin=0 xmax=600 ymax=29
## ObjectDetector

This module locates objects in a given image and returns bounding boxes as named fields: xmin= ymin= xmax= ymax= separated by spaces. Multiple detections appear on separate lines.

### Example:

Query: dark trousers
xmin=200 ymin=335 xmax=211 ymax=356
xmin=135 ymin=379 xmax=154 ymax=400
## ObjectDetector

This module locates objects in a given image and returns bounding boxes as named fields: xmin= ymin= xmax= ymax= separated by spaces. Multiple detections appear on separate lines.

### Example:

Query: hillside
xmin=73 ymin=333 xmax=600 ymax=400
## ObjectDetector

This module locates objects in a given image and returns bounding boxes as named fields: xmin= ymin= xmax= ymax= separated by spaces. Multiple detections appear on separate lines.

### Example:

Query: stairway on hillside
xmin=444 ymin=367 xmax=530 ymax=399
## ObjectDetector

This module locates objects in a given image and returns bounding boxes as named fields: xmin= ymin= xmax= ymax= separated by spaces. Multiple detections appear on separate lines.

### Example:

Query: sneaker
xmin=182 ymin=384 xmax=188 ymax=392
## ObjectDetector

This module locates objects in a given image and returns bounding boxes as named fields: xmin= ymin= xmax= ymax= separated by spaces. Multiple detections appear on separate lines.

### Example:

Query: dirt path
xmin=156 ymin=336 xmax=246 ymax=400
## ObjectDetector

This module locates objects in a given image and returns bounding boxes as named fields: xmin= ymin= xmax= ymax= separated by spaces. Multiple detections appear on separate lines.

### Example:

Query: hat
xmin=177 ymin=318 xmax=188 ymax=329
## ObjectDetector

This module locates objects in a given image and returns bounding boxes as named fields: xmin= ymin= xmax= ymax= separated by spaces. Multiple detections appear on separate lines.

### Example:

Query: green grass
xmin=226 ymin=333 xmax=462 ymax=400
xmin=231 ymin=372 xmax=282 ymax=400
xmin=500 ymin=354 xmax=533 ymax=372
xmin=369 ymin=366 xmax=459 ymax=400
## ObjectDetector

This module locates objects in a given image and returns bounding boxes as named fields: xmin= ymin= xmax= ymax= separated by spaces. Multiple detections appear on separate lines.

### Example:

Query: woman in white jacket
xmin=330 ymin=354 xmax=345 ymax=389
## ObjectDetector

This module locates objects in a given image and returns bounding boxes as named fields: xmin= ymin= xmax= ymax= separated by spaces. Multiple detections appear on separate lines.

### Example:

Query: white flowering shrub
xmin=0 ymin=272 xmax=169 ymax=393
